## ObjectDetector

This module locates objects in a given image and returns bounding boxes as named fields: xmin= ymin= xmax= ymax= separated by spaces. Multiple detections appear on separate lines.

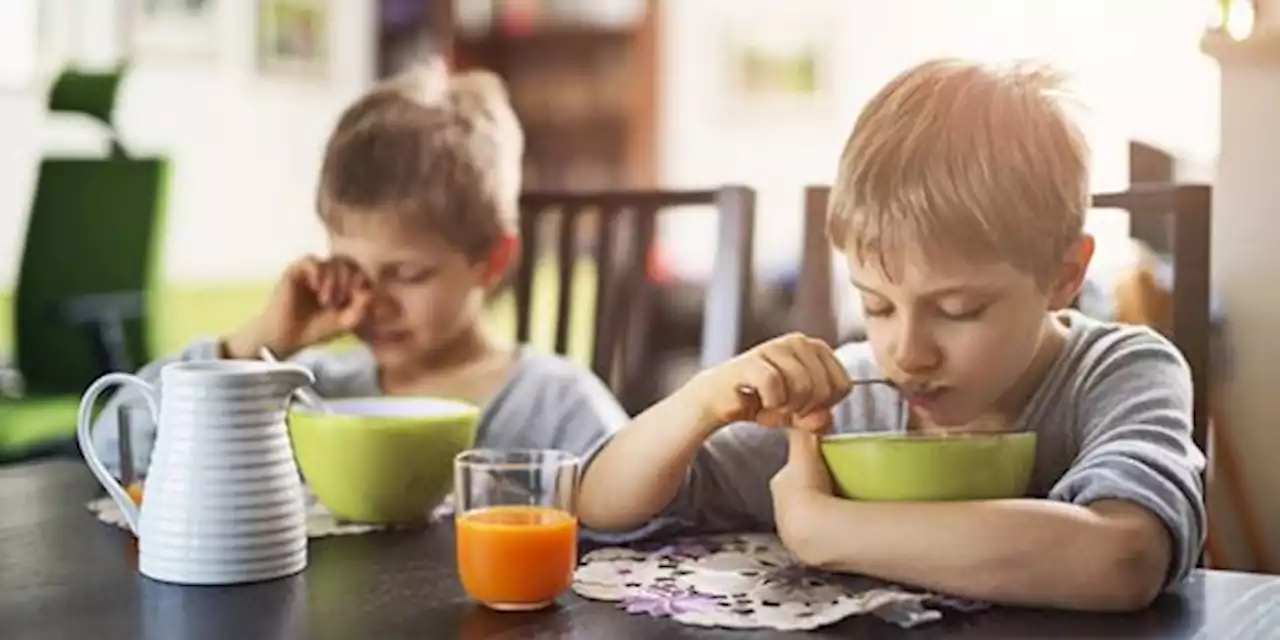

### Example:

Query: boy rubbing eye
xmin=93 ymin=60 xmax=631 ymax=529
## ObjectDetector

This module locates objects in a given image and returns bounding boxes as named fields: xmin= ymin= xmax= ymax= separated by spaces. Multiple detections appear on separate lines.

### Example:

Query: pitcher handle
xmin=76 ymin=373 xmax=160 ymax=535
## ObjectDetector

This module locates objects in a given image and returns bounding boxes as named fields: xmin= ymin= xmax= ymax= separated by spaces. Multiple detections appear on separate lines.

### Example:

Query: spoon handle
xmin=735 ymin=378 xmax=896 ymax=419
xmin=258 ymin=347 xmax=330 ymax=413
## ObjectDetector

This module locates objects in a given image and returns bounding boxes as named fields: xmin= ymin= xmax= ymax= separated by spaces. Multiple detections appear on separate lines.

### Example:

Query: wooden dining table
xmin=3 ymin=459 xmax=1278 ymax=639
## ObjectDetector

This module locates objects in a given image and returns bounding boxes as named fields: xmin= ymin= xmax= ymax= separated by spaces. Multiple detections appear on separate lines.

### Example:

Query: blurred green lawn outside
xmin=0 ymin=259 xmax=598 ymax=370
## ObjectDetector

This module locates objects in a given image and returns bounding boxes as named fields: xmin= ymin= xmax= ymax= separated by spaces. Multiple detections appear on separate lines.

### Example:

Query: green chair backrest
xmin=47 ymin=65 xmax=126 ymax=129
xmin=14 ymin=158 xmax=168 ymax=394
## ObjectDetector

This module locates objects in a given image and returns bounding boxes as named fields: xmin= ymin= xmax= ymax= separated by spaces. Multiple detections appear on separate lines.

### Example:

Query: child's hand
xmin=771 ymin=428 xmax=835 ymax=562
xmin=225 ymin=256 xmax=374 ymax=359
xmin=685 ymin=333 xmax=853 ymax=433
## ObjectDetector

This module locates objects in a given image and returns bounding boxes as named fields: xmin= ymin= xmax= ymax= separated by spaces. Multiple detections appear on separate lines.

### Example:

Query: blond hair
xmin=828 ymin=58 xmax=1090 ymax=283
xmin=317 ymin=58 xmax=523 ymax=258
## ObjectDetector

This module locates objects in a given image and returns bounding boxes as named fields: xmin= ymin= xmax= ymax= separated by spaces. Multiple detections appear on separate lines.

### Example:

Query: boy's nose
xmin=364 ymin=283 xmax=402 ymax=319
xmin=892 ymin=325 xmax=942 ymax=375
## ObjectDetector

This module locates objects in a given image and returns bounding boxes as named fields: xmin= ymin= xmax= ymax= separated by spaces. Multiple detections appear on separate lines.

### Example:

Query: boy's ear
xmin=1048 ymin=234 xmax=1095 ymax=310
xmin=481 ymin=233 xmax=520 ymax=287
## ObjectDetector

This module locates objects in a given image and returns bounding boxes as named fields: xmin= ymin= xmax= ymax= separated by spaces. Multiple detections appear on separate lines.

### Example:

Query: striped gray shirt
xmin=656 ymin=311 xmax=1206 ymax=589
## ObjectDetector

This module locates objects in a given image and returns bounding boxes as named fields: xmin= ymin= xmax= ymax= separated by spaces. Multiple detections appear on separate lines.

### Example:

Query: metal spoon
xmin=735 ymin=378 xmax=903 ymax=429
xmin=259 ymin=347 xmax=331 ymax=414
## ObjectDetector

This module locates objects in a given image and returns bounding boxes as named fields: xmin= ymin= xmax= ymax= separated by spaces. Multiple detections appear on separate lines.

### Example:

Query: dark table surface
xmin=3 ymin=459 xmax=1280 ymax=640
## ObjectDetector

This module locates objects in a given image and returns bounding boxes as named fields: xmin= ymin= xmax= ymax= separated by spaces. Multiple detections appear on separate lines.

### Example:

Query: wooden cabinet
xmin=446 ymin=0 xmax=659 ymax=189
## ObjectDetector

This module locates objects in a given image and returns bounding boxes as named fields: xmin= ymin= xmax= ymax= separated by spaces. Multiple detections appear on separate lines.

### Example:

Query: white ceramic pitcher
xmin=78 ymin=360 xmax=315 ymax=586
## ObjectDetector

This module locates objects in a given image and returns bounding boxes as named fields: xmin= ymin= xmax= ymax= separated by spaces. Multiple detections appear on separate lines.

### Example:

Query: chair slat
xmin=591 ymin=207 xmax=619 ymax=383
xmin=700 ymin=186 xmax=756 ymax=368
xmin=618 ymin=208 xmax=658 ymax=410
xmin=554 ymin=206 xmax=581 ymax=356
xmin=514 ymin=187 xmax=757 ymax=413
xmin=515 ymin=203 xmax=540 ymax=345
xmin=1169 ymin=185 xmax=1212 ymax=452
xmin=795 ymin=186 xmax=837 ymax=344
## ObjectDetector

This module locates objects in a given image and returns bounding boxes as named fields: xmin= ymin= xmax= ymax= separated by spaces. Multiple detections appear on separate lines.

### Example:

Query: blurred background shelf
xmin=441 ymin=0 xmax=659 ymax=190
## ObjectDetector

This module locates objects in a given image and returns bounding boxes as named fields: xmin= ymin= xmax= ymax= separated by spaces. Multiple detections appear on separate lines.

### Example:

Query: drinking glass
xmin=117 ymin=402 xmax=155 ymax=505
xmin=453 ymin=449 xmax=579 ymax=611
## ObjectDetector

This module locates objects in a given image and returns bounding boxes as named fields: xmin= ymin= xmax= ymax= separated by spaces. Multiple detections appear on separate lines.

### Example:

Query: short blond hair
xmin=828 ymin=58 xmax=1090 ymax=283
xmin=317 ymin=59 xmax=523 ymax=258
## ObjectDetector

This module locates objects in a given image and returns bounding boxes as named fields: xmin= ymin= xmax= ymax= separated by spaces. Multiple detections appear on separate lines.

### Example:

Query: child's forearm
xmin=782 ymin=497 xmax=1170 ymax=612
xmin=222 ymin=316 xmax=275 ymax=360
xmin=578 ymin=389 xmax=721 ymax=532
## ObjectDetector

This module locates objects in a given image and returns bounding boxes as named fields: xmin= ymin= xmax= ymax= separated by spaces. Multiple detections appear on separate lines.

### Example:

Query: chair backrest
xmin=793 ymin=186 xmax=840 ymax=345
xmin=47 ymin=65 xmax=127 ymax=127
xmin=1093 ymin=184 xmax=1212 ymax=451
xmin=796 ymin=183 xmax=1211 ymax=451
xmin=14 ymin=158 xmax=168 ymax=394
xmin=14 ymin=65 xmax=168 ymax=395
xmin=515 ymin=186 xmax=756 ymax=413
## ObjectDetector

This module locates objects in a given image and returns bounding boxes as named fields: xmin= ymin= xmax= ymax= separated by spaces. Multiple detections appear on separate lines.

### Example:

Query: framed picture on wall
xmin=256 ymin=0 xmax=329 ymax=81
xmin=131 ymin=0 xmax=218 ymax=61
xmin=718 ymin=10 xmax=837 ymax=122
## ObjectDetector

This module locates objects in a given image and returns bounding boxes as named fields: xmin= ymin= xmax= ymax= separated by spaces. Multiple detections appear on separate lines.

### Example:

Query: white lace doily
xmin=86 ymin=490 xmax=455 ymax=538
xmin=573 ymin=533 xmax=986 ymax=631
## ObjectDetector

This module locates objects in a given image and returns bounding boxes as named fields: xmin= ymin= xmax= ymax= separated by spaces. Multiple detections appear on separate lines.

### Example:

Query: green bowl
xmin=819 ymin=431 xmax=1037 ymax=501
xmin=288 ymin=397 xmax=481 ymax=524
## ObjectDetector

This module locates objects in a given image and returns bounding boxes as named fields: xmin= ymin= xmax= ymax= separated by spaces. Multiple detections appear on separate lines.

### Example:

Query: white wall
xmin=0 ymin=0 xmax=375 ymax=287
xmin=655 ymin=0 xmax=1219 ymax=305
xmin=657 ymin=0 xmax=1267 ymax=567
xmin=1211 ymin=58 xmax=1280 ymax=572
xmin=2 ymin=0 xmax=1218 ymax=288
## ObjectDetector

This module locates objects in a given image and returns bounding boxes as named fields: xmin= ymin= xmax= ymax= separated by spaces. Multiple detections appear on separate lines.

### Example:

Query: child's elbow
xmin=575 ymin=488 xmax=642 ymax=533
xmin=575 ymin=501 xmax=615 ymax=532
xmin=1087 ymin=528 xmax=1170 ymax=612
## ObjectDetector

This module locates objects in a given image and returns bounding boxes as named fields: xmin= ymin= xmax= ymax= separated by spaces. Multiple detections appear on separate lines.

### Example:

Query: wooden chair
xmin=796 ymin=183 xmax=1212 ymax=452
xmin=792 ymin=186 xmax=841 ymax=345
xmin=1097 ymin=185 xmax=1267 ymax=572
xmin=1091 ymin=184 xmax=1212 ymax=452
xmin=514 ymin=186 xmax=756 ymax=414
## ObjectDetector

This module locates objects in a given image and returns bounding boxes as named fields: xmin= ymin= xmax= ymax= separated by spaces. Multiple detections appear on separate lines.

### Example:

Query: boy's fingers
xmin=815 ymin=342 xmax=854 ymax=404
xmin=332 ymin=263 xmax=352 ymax=307
xmin=742 ymin=357 xmax=788 ymax=412
xmin=293 ymin=257 xmax=322 ymax=293
xmin=759 ymin=350 xmax=811 ymax=413
xmin=288 ymin=257 xmax=328 ymax=310
xmin=785 ymin=428 xmax=822 ymax=465
xmin=788 ymin=342 xmax=832 ymax=415
xmin=312 ymin=262 xmax=334 ymax=307
xmin=339 ymin=288 xmax=374 ymax=329
xmin=755 ymin=408 xmax=791 ymax=429
xmin=791 ymin=409 xmax=834 ymax=434
xmin=321 ymin=260 xmax=349 ymax=309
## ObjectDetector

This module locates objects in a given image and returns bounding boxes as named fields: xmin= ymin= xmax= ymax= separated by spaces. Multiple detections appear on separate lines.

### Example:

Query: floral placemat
xmin=573 ymin=533 xmax=986 ymax=631
xmin=86 ymin=490 xmax=454 ymax=538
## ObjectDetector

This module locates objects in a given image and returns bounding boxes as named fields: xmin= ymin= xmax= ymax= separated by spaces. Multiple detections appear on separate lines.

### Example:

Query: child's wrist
xmin=681 ymin=371 xmax=735 ymax=437
xmin=220 ymin=330 xmax=259 ymax=360
xmin=222 ymin=321 xmax=287 ymax=360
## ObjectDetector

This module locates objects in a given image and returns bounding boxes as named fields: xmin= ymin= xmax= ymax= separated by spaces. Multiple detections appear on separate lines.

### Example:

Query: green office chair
xmin=0 ymin=66 xmax=169 ymax=462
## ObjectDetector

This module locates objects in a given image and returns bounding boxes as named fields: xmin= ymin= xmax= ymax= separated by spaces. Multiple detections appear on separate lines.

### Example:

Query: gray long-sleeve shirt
xmin=659 ymin=310 xmax=1207 ymax=588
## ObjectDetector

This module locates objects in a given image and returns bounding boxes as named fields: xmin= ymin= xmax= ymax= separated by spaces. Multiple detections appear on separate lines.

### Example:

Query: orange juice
xmin=456 ymin=505 xmax=578 ymax=610
xmin=126 ymin=481 xmax=144 ymax=506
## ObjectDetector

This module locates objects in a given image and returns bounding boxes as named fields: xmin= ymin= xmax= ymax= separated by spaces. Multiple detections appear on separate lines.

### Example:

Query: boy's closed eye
xmin=852 ymin=277 xmax=1001 ymax=323
xmin=860 ymin=297 xmax=993 ymax=321
xmin=387 ymin=264 xmax=438 ymax=284
xmin=934 ymin=300 xmax=992 ymax=321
